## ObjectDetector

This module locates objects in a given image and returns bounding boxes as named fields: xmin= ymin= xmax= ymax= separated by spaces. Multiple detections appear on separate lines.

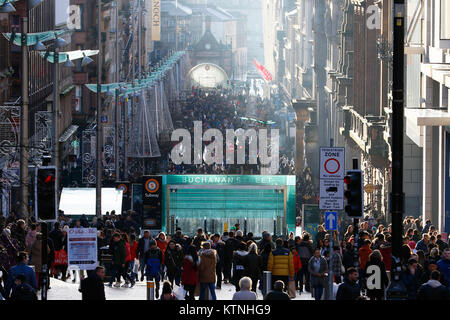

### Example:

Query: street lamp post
xmin=96 ymin=0 xmax=103 ymax=217
xmin=19 ymin=14 xmax=29 ymax=219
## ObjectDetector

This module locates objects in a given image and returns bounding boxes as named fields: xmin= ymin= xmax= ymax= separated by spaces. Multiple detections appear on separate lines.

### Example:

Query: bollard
xmin=263 ymin=271 xmax=272 ymax=297
xmin=147 ymin=281 xmax=155 ymax=300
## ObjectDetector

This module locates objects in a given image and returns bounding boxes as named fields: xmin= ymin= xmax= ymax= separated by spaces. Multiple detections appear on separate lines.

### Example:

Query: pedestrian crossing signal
xmin=35 ymin=167 xmax=57 ymax=221
xmin=344 ymin=170 xmax=363 ymax=218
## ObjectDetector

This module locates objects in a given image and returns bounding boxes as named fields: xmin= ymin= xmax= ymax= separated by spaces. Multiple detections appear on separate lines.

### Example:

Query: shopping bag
xmin=173 ymin=285 xmax=186 ymax=300
xmin=288 ymin=280 xmax=296 ymax=299
xmin=133 ymin=259 xmax=140 ymax=274
xmin=54 ymin=249 xmax=68 ymax=266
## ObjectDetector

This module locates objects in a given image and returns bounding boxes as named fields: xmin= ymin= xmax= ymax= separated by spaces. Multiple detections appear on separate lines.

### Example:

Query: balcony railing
xmin=341 ymin=107 xmax=389 ymax=167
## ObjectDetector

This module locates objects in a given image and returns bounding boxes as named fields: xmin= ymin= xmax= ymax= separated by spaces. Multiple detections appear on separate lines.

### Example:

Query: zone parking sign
xmin=320 ymin=147 xmax=345 ymax=180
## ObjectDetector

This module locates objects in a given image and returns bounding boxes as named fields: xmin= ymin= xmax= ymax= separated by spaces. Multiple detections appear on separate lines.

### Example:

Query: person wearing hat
xmin=145 ymin=239 xmax=163 ymax=299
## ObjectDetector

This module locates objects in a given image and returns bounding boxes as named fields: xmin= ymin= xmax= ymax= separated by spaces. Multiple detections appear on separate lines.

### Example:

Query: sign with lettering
xmin=67 ymin=228 xmax=98 ymax=270
xmin=320 ymin=147 xmax=345 ymax=179
xmin=151 ymin=0 xmax=161 ymax=41
xmin=142 ymin=176 xmax=162 ymax=229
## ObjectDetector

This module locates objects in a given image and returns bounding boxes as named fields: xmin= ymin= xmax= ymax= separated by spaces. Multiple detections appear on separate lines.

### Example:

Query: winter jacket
xmin=11 ymin=226 xmax=26 ymax=251
xmin=401 ymin=268 xmax=421 ymax=300
xmin=225 ymin=237 xmax=241 ymax=260
xmin=9 ymin=283 xmax=38 ymax=301
xmin=232 ymin=250 xmax=248 ymax=284
xmin=49 ymin=229 xmax=63 ymax=251
xmin=164 ymin=247 xmax=184 ymax=275
xmin=292 ymin=250 xmax=302 ymax=274
xmin=268 ymin=246 xmax=295 ymax=278
xmin=111 ymin=239 xmax=127 ymax=266
xmin=198 ymin=249 xmax=217 ymax=283
xmin=125 ymin=242 xmax=133 ymax=262
xmin=416 ymin=240 xmax=429 ymax=254
xmin=358 ymin=245 xmax=373 ymax=270
xmin=30 ymin=238 xmax=50 ymax=273
xmin=307 ymin=256 xmax=328 ymax=287
xmin=330 ymin=251 xmax=343 ymax=279
xmin=213 ymin=241 xmax=225 ymax=267
xmin=25 ymin=230 xmax=37 ymax=252
xmin=156 ymin=238 xmax=168 ymax=263
xmin=243 ymin=252 xmax=263 ymax=280
xmin=336 ymin=278 xmax=361 ymax=300
xmin=181 ymin=255 xmax=199 ymax=286
xmin=417 ymin=280 xmax=450 ymax=300
xmin=0 ymin=233 xmax=19 ymax=272
xmin=437 ymin=258 xmax=450 ymax=285
xmin=79 ymin=273 xmax=106 ymax=301
xmin=297 ymin=241 xmax=313 ymax=262
xmin=365 ymin=256 xmax=389 ymax=298
xmin=130 ymin=241 xmax=138 ymax=260
xmin=5 ymin=262 xmax=37 ymax=298
xmin=379 ymin=245 xmax=392 ymax=271
xmin=145 ymin=247 xmax=163 ymax=278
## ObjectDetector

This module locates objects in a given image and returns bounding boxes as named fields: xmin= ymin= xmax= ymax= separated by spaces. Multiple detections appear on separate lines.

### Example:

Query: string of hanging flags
xmin=83 ymin=51 xmax=186 ymax=97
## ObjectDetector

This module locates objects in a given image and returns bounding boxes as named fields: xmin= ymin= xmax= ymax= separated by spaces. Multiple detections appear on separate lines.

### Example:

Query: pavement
xmin=45 ymin=275 xmax=314 ymax=300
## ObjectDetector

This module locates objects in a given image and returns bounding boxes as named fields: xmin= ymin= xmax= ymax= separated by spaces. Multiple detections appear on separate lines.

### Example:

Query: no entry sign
xmin=320 ymin=147 xmax=345 ymax=179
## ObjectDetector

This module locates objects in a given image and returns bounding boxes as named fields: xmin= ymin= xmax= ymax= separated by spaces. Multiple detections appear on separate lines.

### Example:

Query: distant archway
xmin=187 ymin=63 xmax=229 ymax=89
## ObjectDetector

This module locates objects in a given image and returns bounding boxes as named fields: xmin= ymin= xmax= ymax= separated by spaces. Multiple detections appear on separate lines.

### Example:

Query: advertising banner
xmin=142 ymin=176 xmax=162 ymax=229
xmin=151 ymin=0 xmax=161 ymax=41
xmin=67 ymin=228 xmax=98 ymax=270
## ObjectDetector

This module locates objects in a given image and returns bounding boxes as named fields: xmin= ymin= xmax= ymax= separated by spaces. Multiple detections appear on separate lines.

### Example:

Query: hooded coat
xmin=198 ymin=249 xmax=217 ymax=283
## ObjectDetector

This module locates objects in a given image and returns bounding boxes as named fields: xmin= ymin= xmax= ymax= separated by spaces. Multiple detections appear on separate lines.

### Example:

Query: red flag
xmin=254 ymin=59 xmax=273 ymax=82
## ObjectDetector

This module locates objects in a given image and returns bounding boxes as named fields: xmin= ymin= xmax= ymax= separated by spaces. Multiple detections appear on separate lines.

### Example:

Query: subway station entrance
xmin=162 ymin=175 xmax=296 ymax=237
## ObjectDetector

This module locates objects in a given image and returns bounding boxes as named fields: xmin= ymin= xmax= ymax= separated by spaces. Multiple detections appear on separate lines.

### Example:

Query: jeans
xmin=216 ymin=264 xmax=223 ymax=288
xmin=109 ymin=264 xmax=121 ymax=284
xmin=199 ymin=283 xmax=217 ymax=300
xmin=128 ymin=261 xmax=136 ymax=283
xmin=300 ymin=259 xmax=310 ymax=291
xmin=313 ymin=285 xmax=324 ymax=300
xmin=146 ymin=274 xmax=161 ymax=297
xmin=223 ymin=259 xmax=232 ymax=281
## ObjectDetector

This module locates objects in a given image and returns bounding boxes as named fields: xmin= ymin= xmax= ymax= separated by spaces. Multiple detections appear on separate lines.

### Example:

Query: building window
xmin=74 ymin=85 xmax=82 ymax=113
xmin=441 ymin=0 xmax=450 ymax=39
xmin=168 ymin=32 xmax=175 ymax=43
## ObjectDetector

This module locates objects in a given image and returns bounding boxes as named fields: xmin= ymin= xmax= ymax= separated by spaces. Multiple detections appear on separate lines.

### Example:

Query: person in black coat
xmin=336 ymin=267 xmax=361 ymax=300
xmin=224 ymin=231 xmax=240 ymax=283
xmin=79 ymin=267 xmax=106 ymax=301
xmin=417 ymin=270 xmax=450 ymax=300
xmin=49 ymin=223 xmax=63 ymax=251
xmin=212 ymin=234 xmax=225 ymax=289
xmin=243 ymin=243 xmax=263 ymax=293
xmin=264 ymin=280 xmax=290 ymax=300
xmin=364 ymin=250 xmax=389 ymax=300
xmin=9 ymin=274 xmax=38 ymax=301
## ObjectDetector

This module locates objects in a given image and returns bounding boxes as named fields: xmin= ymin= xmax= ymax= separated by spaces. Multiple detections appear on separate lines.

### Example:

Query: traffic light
xmin=343 ymin=170 xmax=363 ymax=218
xmin=35 ymin=167 xmax=57 ymax=221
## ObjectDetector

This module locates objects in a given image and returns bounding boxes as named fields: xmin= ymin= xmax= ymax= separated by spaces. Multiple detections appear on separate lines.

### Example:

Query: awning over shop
xmin=59 ymin=188 xmax=123 ymax=216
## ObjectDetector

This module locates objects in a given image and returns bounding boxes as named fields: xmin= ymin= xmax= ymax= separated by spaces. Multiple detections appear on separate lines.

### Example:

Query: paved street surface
xmin=45 ymin=278 xmax=314 ymax=301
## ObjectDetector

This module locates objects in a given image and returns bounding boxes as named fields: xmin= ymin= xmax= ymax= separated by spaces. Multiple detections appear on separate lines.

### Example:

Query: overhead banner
xmin=142 ymin=176 xmax=162 ymax=229
xmin=151 ymin=0 xmax=161 ymax=41
xmin=67 ymin=228 xmax=98 ymax=270
xmin=254 ymin=59 xmax=273 ymax=82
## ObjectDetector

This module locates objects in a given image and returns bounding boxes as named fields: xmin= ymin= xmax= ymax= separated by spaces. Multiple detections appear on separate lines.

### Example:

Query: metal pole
xmin=352 ymin=158 xmax=360 ymax=275
xmin=147 ymin=280 xmax=155 ymax=300
xmin=328 ymin=139 xmax=334 ymax=300
xmin=391 ymin=0 xmax=405 ymax=268
xmin=41 ymin=222 xmax=48 ymax=300
xmin=96 ymin=0 xmax=103 ymax=217
xmin=114 ymin=0 xmax=120 ymax=182
xmin=20 ymin=17 xmax=29 ymax=219
xmin=53 ymin=47 xmax=60 ymax=200
xmin=263 ymin=271 xmax=272 ymax=297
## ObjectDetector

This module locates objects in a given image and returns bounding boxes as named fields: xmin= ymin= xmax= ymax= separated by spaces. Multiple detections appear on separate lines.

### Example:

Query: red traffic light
xmin=344 ymin=176 xmax=351 ymax=184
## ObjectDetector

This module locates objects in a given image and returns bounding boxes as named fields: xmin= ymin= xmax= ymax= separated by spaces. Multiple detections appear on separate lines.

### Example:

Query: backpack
xmin=146 ymin=250 xmax=161 ymax=277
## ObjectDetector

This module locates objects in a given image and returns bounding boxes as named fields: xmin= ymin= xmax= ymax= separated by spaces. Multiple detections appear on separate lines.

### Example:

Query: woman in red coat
xmin=181 ymin=245 xmax=199 ymax=300
xmin=291 ymin=246 xmax=302 ymax=290
xmin=156 ymin=232 xmax=168 ymax=263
